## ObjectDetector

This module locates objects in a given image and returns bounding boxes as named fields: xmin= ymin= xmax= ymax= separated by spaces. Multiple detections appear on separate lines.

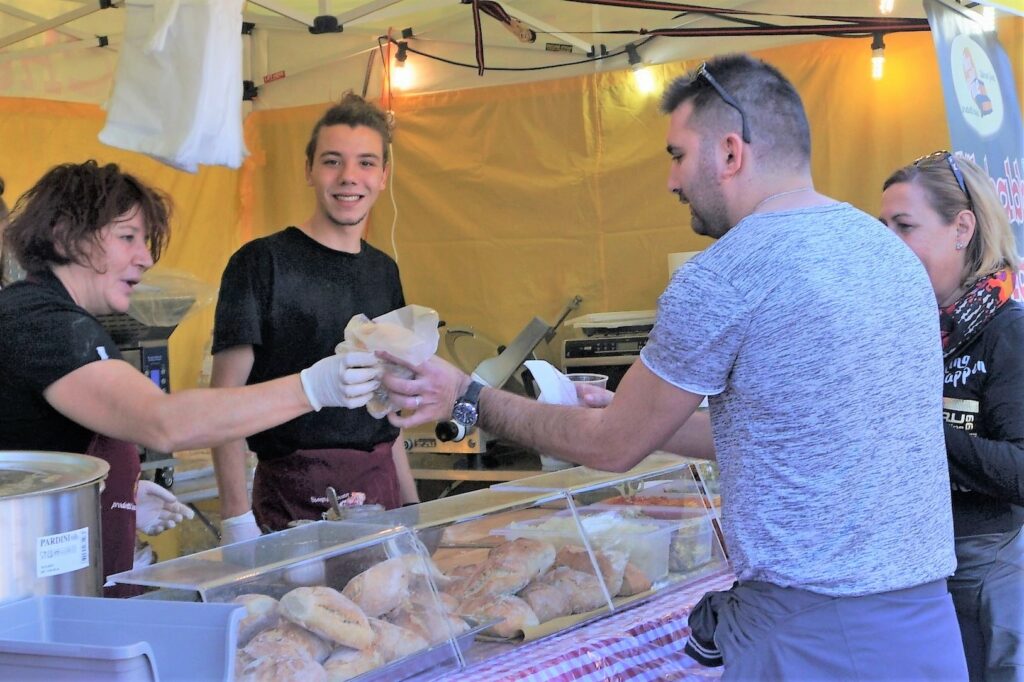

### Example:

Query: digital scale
xmin=561 ymin=311 xmax=654 ymax=391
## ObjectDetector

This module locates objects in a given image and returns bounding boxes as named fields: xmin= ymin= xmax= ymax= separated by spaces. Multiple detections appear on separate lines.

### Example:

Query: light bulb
xmin=392 ymin=61 xmax=414 ymax=90
xmin=879 ymin=0 xmax=895 ymax=14
xmin=633 ymin=66 xmax=656 ymax=94
xmin=872 ymin=50 xmax=885 ymax=80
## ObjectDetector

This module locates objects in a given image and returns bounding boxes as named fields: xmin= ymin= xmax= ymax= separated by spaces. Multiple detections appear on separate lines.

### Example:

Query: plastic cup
xmin=566 ymin=372 xmax=609 ymax=389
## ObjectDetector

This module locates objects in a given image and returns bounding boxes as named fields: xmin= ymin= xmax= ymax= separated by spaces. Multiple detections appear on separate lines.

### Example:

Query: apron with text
xmin=85 ymin=434 xmax=142 ymax=598
xmin=252 ymin=440 xmax=400 ymax=531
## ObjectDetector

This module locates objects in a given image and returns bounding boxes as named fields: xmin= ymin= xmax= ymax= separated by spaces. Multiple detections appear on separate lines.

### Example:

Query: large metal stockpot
xmin=0 ymin=451 xmax=109 ymax=604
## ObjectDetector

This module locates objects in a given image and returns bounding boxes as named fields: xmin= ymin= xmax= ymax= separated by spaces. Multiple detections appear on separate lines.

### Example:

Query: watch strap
xmin=461 ymin=379 xmax=484 ymax=405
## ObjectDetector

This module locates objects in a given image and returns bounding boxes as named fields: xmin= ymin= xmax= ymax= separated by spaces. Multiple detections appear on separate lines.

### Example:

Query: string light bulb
xmin=392 ymin=41 xmax=413 ymax=90
xmin=879 ymin=0 xmax=895 ymax=14
xmin=625 ymin=43 xmax=656 ymax=94
xmin=871 ymin=33 xmax=886 ymax=81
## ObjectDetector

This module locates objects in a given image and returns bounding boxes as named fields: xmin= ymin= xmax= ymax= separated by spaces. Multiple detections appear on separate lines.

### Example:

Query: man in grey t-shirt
xmin=379 ymin=54 xmax=967 ymax=679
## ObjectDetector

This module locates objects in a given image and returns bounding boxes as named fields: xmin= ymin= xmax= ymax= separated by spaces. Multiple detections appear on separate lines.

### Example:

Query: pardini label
xmin=37 ymin=527 xmax=89 ymax=578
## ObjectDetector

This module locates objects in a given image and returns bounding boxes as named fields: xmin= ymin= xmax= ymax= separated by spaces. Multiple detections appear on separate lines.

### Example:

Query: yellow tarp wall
xmin=1 ymin=23 xmax=1021 ymax=392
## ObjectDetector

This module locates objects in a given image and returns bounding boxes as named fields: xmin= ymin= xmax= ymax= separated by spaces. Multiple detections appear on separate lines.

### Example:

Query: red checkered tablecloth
xmin=435 ymin=567 xmax=733 ymax=682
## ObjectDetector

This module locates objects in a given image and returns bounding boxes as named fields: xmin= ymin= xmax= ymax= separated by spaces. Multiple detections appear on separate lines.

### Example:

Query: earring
xmin=955 ymin=241 xmax=966 ymax=250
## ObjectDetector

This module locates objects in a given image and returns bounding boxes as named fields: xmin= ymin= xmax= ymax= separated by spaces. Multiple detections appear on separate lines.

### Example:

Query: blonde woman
xmin=881 ymin=152 xmax=1024 ymax=681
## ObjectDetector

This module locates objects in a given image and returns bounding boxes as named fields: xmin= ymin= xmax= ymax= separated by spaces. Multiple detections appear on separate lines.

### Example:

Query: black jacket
xmin=944 ymin=300 xmax=1024 ymax=537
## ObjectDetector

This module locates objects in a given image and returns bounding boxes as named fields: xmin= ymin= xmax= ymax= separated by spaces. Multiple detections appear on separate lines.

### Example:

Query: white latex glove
xmin=221 ymin=510 xmax=262 ymax=546
xmin=136 ymin=480 xmax=195 ymax=536
xmin=299 ymin=351 xmax=381 ymax=411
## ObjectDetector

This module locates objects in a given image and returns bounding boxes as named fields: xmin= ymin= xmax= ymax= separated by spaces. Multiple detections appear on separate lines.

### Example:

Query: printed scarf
xmin=940 ymin=268 xmax=1014 ymax=360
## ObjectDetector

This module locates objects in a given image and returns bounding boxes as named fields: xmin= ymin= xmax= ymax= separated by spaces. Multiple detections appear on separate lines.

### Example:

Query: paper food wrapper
xmin=524 ymin=360 xmax=581 ymax=471
xmin=336 ymin=304 xmax=440 ymax=418
xmin=524 ymin=360 xmax=581 ymax=407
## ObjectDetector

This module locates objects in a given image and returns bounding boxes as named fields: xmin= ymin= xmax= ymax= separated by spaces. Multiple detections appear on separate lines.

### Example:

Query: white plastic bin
xmin=0 ymin=595 xmax=242 ymax=681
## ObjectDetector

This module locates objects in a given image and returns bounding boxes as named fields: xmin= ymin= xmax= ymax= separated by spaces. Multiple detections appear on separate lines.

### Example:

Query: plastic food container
xmin=0 ymin=595 xmax=242 ymax=681
xmin=668 ymin=515 xmax=714 ymax=573
xmin=492 ymin=510 xmax=677 ymax=582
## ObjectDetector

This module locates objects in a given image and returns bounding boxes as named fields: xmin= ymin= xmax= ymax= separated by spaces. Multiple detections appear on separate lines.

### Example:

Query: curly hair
xmin=304 ymin=91 xmax=394 ymax=168
xmin=4 ymin=161 xmax=171 ymax=275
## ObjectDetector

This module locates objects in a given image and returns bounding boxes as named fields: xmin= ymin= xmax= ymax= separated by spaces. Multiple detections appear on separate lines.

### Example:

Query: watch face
xmin=452 ymin=400 xmax=478 ymax=427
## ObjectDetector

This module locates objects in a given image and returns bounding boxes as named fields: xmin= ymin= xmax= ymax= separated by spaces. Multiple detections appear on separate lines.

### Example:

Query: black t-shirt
xmin=0 ymin=271 xmax=123 ymax=452
xmin=213 ymin=227 xmax=404 ymax=460
xmin=944 ymin=300 xmax=1024 ymax=536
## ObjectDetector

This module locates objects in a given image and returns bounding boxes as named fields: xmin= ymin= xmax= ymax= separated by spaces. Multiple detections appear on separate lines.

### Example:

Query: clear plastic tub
xmin=0 ymin=595 xmax=242 ymax=681
xmin=668 ymin=515 xmax=714 ymax=573
xmin=491 ymin=509 xmax=677 ymax=582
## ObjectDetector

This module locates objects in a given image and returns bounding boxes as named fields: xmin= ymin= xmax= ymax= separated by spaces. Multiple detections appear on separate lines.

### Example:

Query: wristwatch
xmin=452 ymin=380 xmax=484 ymax=428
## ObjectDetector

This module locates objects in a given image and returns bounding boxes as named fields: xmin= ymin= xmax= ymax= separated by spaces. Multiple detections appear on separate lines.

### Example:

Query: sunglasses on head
xmin=692 ymin=62 xmax=752 ymax=144
xmin=914 ymin=150 xmax=974 ymax=207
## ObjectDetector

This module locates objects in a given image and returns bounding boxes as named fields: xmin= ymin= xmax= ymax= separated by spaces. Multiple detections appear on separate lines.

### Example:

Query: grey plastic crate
xmin=0 ymin=595 xmax=242 ymax=681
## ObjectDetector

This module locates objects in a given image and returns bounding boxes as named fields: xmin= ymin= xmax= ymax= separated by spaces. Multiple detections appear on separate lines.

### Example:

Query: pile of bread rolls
xmin=446 ymin=537 xmax=652 ymax=639
xmin=233 ymin=554 xmax=469 ymax=682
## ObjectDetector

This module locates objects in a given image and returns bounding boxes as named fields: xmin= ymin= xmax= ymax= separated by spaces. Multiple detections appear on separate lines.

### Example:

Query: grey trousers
xmin=949 ymin=528 xmax=1024 ymax=682
xmin=698 ymin=579 xmax=969 ymax=681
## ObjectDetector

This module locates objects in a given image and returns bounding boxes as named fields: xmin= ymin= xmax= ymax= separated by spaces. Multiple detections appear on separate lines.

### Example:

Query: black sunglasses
xmin=914 ymin=150 xmax=974 ymax=207
xmin=693 ymin=62 xmax=752 ymax=144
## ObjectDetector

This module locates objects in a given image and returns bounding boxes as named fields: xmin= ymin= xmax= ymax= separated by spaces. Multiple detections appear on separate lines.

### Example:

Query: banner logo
xmin=950 ymin=35 xmax=1004 ymax=135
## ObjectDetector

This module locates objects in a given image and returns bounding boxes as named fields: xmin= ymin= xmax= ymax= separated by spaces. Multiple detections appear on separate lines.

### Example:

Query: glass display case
xmin=109 ymin=456 xmax=728 ymax=679
xmin=111 ymin=522 xmax=474 ymax=681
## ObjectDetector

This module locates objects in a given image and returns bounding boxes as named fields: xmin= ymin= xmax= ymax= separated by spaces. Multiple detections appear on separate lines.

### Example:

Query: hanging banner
xmin=925 ymin=0 xmax=1024 ymax=271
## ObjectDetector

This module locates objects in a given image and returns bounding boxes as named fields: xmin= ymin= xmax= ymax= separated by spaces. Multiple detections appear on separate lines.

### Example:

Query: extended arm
xmin=45 ymin=355 xmax=310 ymax=454
xmin=384 ymin=355 xmax=709 ymax=473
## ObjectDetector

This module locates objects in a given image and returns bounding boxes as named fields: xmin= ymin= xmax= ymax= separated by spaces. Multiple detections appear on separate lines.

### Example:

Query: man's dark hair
xmin=305 ymin=92 xmax=394 ymax=169
xmin=4 ymin=160 xmax=171 ymax=274
xmin=661 ymin=54 xmax=811 ymax=169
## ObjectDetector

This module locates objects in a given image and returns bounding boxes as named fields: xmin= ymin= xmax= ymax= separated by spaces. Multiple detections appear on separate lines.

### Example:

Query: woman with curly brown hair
xmin=0 ymin=160 xmax=377 ymax=595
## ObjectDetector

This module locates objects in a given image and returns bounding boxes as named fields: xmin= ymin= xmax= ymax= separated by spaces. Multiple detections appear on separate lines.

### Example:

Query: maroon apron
xmin=252 ymin=440 xmax=400 ymax=531
xmin=86 ymin=434 xmax=143 ymax=598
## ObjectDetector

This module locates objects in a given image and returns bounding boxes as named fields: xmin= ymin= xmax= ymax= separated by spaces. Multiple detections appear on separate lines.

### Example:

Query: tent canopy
xmin=0 ymin=0 xmax=947 ymax=108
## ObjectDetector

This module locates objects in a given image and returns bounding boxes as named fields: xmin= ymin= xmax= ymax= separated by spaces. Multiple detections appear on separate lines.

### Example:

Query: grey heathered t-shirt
xmin=641 ymin=202 xmax=956 ymax=597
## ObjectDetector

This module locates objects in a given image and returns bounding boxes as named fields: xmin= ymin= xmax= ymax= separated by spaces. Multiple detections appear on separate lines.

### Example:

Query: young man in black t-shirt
xmin=212 ymin=94 xmax=419 ymax=542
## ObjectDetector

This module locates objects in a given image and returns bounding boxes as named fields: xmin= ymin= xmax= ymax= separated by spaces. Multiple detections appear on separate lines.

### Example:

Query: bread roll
xmin=242 ymin=622 xmax=332 ymax=663
xmin=322 ymin=646 xmax=383 ymax=681
xmin=538 ymin=566 xmax=607 ymax=614
xmin=367 ymin=617 xmax=429 ymax=662
xmin=386 ymin=600 xmax=470 ymax=645
xmin=232 ymin=594 xmax=280 ymax=647
xmin=341 ymin=557 xmax=410 ymax=617
xmin=518 ymin=581 xmax=572 ymax=624
xmin=407 ymin=583 xmax=459 ymax=613
xmin=400 ymin=553 xmax=453 ymax=588
xmin=280 ymin=586 xmax=374 ymax=650
xmin=617 ymin=561 xmax=652 ymax=597
xmin=488 ymin=538 xmax=556 ymax=576
xmin=236 ymin=654 xmax=327 ymax=682
xmin=459 ymin=594 xmax=539 ymax=639
xmin=555 ymin=544 xmax=628 ymax=597
xmin=448 ymin=563 xmax=529 ymax=602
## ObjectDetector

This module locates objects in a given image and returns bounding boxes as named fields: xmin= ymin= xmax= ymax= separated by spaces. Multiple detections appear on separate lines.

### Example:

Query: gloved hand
xmin=221 ymin=509 xmax=262 ymax=546
xmin=299 ymin=351 xmax=381 ymax=411
xmin=136 ymin=480 xmax=195 ymax=536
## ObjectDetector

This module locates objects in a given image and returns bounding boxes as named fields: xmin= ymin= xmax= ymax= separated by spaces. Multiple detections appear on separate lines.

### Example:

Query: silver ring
xmin=413 ymin=396 xmax=421 ymax=409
